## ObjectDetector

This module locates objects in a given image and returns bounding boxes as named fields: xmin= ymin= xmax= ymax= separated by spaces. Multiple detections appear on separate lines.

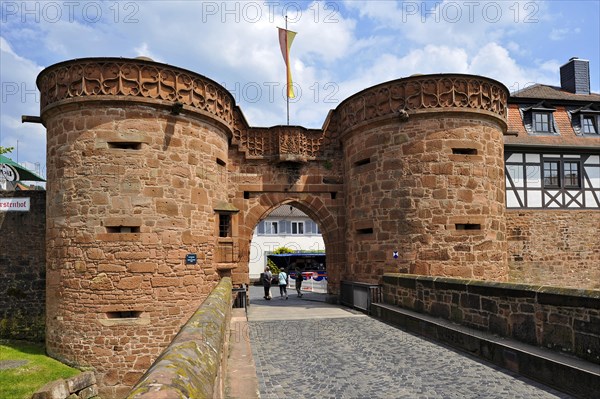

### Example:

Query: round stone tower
xmin=37 ymin=58 xmax=237 ymax=397
xmin=338 ymin=75 xmax=509 ymax=282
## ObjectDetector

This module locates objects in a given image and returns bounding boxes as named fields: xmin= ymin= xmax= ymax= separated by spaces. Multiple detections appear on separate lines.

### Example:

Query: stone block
xmin=123 ymin=371 xmax=144 ymax=386
xmin=489 ymin=314 xmax=508 ymax=336
xmin=78 ymin=385 xmax=98 ymax=399
xmin=574 ymin=316 xmax=600 ymax=335
xmin=542 ymin=324 xmax=573 ymax=352
xmin=91 ymin=192 xmax=109 ymax=205
xmin=117 ymin=276 xmax=143 ymax=290
xmin=574 ymin=332 xmax=600 ymax=363
xmin=90 ymin=273 xmax=113 ymax=290
xmin=31 ymin=379 xmax=69 ymax=399
xmin=548 ymin=313 xmax=570 ymax=325
xmin=460 ymin=294 xmax=481 ymax=310
xmin=481 ymin=298 xmax=498 ymax=313
xmin=66 ymin=371 xmax=97 ymax=393
xmin=151 ymin=277 xmax=180 ymax=287
xmin=155 ymin=199 xmax=179 ymax=216
xmin=128 ymin=262 xmax=157 ymax=273
xmin=143 ymin=186 xmax=163 ymax=197
xmin=430 ymin=302 xmax=450 ymax=318
xmin=510 ymin=314 xmax=537 ymax=345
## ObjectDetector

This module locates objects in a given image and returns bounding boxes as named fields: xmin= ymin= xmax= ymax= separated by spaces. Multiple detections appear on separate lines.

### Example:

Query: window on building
xmin=542 ymin=160 xmax=582 ymax=189
xmin=543 ymin=161 xmax=560 ymax=187
xmin=563 ymin=162 xmax=581 ymax=188
xmin=265 ymin=221 xmax=278 ymax=235
xmin=291 ymin=221 xmax=304 ymax=235
xmin=218 ymin=214 xmax=232 ymax=237
xmin=582 ymin=115 xmax=598 ymax=134
xmin=523 ymin=102 xmax=557 ymax=135
xmin=533 ymin=112 xmax=551 ymax=133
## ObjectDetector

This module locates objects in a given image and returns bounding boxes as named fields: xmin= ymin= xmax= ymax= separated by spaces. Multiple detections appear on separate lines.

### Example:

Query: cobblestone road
xmin=247 ymin=287 xmax=571 ymax=399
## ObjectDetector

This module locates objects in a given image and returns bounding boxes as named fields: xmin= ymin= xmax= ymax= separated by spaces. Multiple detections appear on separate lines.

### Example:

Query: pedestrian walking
xmin=295 ymin=268 xmax=303 ymax=298
xmin=278 ymin=268 xmax=289 ymax=299
xmin=262 ymin=267 xmax=272 ymax=300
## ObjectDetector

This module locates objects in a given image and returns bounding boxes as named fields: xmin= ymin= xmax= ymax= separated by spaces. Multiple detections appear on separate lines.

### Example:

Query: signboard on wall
xmin=185 ymin=254 xmax=197 ymax=265
xmin=0 ymin=163 xmax=19 ymax=182
xmin=0 ymin=198 xmax=30 ymax=212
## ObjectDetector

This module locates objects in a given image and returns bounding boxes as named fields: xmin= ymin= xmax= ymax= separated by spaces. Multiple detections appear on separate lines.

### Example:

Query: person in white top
xmin=278 ymin=268 xmax=289 ymax=299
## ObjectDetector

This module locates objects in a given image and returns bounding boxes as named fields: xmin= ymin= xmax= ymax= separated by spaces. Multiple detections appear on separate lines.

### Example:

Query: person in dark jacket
xmin=262 ymin=267 xmax=272 ymax=300
xmin=295 ymin=267 xmax=303 ymax=298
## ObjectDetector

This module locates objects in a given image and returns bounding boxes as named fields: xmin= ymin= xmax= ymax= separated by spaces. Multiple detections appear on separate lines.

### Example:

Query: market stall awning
xmin=267 ymin=253 xmax=326 ymax=270
xmin=0 ymin=155 xmax=46 ymax=182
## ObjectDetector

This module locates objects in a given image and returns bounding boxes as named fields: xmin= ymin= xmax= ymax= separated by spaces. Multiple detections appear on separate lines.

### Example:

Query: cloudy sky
xmin=1 ymin=0 xmax=599 ymax=177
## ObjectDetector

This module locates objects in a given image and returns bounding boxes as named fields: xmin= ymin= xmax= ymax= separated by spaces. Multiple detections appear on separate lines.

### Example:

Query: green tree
xmin=0 ymin=146 xmax=14 ymax=156
xmin=266 ymin=246 xmax=295 ymax=274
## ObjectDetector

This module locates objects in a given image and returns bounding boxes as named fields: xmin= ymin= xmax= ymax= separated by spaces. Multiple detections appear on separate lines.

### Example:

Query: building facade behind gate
xmin=13 ymin=56 xmax=597 ymax=397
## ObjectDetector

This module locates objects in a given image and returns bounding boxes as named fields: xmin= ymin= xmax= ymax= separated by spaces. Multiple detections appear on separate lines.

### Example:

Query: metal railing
xmin=340 ymin=281 xmax=382 ymax=314
xmin=232 ymin=286 xmax=247 ymax=310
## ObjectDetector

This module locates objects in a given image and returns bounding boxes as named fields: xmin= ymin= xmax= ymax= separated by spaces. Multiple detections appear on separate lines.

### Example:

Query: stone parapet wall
xmin=382 ymin=273 xmax=600 ymax=364
xmin=0 ymin=191 xmax=46 ymax=342
xmin=127 ymin=277 xmax=232 ymax=399
xmin=507 ymin=210 xmax=600 ymax=290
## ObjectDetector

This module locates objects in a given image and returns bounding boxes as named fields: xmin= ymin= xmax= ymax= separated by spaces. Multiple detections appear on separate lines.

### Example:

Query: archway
xmin=239 ymin=194 xmax=345 ymax=297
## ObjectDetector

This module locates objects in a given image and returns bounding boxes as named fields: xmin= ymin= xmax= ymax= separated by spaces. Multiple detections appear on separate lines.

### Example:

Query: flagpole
xmin=285 ymin=15 xmax=290 ymax=126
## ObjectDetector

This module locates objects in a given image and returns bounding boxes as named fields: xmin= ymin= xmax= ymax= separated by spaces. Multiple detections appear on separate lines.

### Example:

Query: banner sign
xmin=0 ymin=198 xmax=30 ymax=212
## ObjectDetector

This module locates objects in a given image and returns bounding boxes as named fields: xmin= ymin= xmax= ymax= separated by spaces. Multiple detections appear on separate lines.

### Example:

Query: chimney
xmin=560 ymin=57 xmax=590 ymax=95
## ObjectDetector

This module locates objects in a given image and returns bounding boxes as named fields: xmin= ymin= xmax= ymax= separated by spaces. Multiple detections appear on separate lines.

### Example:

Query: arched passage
xmin=239 ymin=193 xmax=345 ymax=296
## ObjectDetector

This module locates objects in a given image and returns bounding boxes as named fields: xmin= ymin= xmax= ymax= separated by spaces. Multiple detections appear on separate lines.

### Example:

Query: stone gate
xmin=36 ymin=57 xmax=508 ymax=396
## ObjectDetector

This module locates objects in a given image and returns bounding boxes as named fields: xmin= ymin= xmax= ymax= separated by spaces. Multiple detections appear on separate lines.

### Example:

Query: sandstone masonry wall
xmin=43 ymin=103 xmax=229 ymax=398
xmin=342 ymin=113 xmax=507 ymax=283
xmin=382 ymin=273 xmax=600 ymax=364
xmin=507 ymin=210 xmax=600 ymax=290
xmin=0 ymin=191 xmax=45 ymax=342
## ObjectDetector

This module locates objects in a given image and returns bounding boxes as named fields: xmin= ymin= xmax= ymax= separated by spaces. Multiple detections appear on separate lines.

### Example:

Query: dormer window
xmin=570 ymin=104 xmax=600 ymax=135
xmin=582 ymin=116 xmax=598 ymax=134
xmin=521 ymin=101 xmax=558 ymax=134
xmin=533 ymin=112 xmax=551 ymax=132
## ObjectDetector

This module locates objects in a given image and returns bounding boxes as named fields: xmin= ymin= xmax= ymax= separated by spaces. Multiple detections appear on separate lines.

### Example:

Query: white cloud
xmin=469 ymin=43 xmax=555 ymax=92
xmin=345 ymin=0 xmax=546 ymax=50
xmin=549 ymin=27 xmax=581 ymax=41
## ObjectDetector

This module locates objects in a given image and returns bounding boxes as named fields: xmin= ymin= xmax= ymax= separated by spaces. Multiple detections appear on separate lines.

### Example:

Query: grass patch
xmin=0 ymin=340 xmax=80 ymax=399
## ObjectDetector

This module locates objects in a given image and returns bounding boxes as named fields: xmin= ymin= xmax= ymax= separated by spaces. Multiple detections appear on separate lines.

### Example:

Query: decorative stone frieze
xmin=335 ymin=75 xmax=508 ymax=135
xmin=37 ymin=58 xmax=236 ymax=127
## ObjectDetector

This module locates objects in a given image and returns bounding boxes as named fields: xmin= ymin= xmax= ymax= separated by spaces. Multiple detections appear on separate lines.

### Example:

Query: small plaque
xmin=185 ymin=254 xmax=197 ymax=265
xmin=392 ymin=251 xmax=399 ymax=259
